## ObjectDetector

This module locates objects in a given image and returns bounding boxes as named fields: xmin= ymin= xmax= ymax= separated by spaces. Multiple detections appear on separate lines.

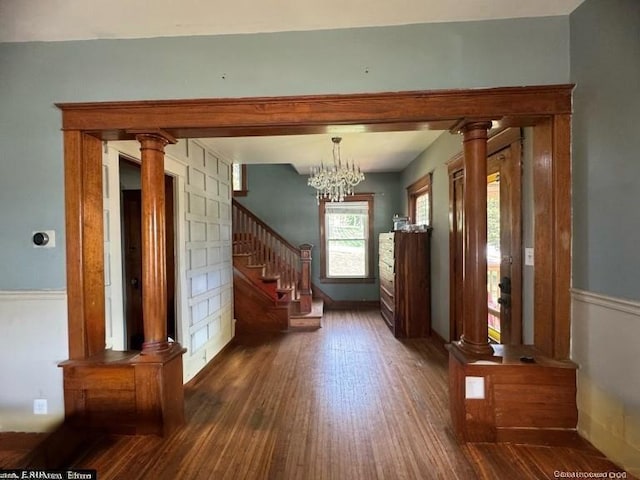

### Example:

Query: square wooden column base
xmin=446 ymin=342 xmax=579 ymax=445
xmin=60 ymin=343 xmax=187 ymax=436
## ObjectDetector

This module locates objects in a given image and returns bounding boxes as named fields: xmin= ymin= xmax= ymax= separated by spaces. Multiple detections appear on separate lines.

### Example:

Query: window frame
xmin=232 ymin=163 xmax=248 ymax=197
xmin=407 ymin=172 xmax=433 ymax=226
xmin=319 ymin=193 xmax=375 ymax=284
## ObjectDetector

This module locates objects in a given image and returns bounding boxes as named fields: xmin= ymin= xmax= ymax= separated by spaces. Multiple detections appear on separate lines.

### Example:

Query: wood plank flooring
xmin=3 ymin=309 xmax=633 ymax=479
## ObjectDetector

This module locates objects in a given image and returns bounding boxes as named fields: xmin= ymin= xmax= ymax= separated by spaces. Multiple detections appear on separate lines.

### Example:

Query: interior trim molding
xmin=56 ymin=84 xmax=573 ymax=140
xmin=58 ymin=84 xmax=573 ymax=360
xmin=571 ymin=288 xmax=640 ymax=316
xmin=0 ymin=290 xmax=67 ymax=301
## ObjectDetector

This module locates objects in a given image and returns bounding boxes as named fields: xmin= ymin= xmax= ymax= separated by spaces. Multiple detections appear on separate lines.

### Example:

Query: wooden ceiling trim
xmin=56 ymin=85 xmax=573 ymax=137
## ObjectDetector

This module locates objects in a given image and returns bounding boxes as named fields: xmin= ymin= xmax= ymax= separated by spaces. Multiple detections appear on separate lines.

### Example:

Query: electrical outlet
xmin=465 ymin=376 xmax=485 ymax=399
xmin=33 ymin=398 xmax=48 ymax=415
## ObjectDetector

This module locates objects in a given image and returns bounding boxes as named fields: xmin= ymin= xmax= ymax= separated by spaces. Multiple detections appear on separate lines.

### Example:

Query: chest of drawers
xmin=379 ymin=231 xmax=431 ymax=338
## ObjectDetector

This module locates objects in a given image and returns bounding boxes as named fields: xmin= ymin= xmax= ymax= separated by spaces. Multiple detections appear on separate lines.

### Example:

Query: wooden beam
xmin=56 ymin=85 xmax=573 ymax=139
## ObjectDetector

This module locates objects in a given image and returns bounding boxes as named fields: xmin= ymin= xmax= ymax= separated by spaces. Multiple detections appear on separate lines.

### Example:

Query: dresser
xmin=379 ymin=231 xmax=431 ymax=338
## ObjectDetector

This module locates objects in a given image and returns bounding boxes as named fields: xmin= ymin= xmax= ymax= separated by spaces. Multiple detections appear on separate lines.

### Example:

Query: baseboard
xmin=311 ymin=282 xmax=379 ymax=310
xmin=429 ymin=329 xmax=448 ymax=353
xmin=495 ymin=428 xmax=584 ymax=447
xmin=325 ymin=300 xmax=380 ymax=310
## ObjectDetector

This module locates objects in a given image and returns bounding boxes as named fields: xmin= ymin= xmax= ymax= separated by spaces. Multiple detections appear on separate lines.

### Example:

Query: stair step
xmin=261 ymin=273 xmax=280 ymax=283
xmin=275 ymin=287 xmax=294 ymax=305
xmin=232 ymin=252 xmax=253 ymax=267
xmin=289 ymin=299 xmax=323 ymax=331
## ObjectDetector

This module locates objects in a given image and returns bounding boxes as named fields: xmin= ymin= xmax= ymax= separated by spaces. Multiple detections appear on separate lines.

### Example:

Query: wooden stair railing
xmin=232 ymin=199 xmax=312 ymax=314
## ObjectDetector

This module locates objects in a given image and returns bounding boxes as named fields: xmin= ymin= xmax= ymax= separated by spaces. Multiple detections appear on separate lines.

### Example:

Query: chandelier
xmin=308 ymin=137 xmax=365 ymax=203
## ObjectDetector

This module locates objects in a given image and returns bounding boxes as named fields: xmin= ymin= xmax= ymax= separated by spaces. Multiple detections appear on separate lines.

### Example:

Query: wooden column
xmin=456 ymin=121 xmax=493 ymax=356
xmin=63 ymin=131 xmax=106 ymax=359
xmin=298 ymin=244 xmax=313 ymax=314
xmin=136 ymin=131 xmax=176 ymax=355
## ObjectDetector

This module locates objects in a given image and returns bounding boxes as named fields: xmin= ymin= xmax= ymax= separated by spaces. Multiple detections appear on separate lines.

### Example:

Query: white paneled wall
xmin=182 ymin=142 xmax=234 ymax=380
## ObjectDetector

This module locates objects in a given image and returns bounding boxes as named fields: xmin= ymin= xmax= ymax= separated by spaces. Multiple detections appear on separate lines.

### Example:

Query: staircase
xmin=232 ymin=200 xmax=323 ymax=333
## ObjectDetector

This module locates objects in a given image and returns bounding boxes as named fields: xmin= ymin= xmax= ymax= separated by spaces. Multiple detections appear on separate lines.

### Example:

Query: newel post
xmin=298 ymin=244 xmax=313 ymax=314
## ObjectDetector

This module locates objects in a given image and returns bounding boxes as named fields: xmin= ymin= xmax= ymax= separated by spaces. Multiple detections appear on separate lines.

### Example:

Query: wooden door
xmin=165 ymin=175 xmax=176 ymax=341
xmin=486 ymin=145 xmax=522 ymax=344
xmin=449 ymin=129 xmax=523 ymax=344
xmin=122 ymin=189 xmax=144 ymax=349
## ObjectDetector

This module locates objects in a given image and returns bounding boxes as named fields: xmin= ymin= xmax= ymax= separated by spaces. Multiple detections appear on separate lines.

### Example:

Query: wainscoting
xmin=4 ymin=309 xmax=626 ymax=478
xmin=572 ymin=289 xmax=640 ymax=476
xmin=0 ymin=290 xmax=68 ymax=432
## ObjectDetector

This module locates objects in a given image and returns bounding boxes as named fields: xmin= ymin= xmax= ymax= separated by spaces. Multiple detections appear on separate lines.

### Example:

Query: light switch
xmin=465 ymin=376 xmax=485 ymax=399
xmin=525 ymin=247 xmax=534 ymax=266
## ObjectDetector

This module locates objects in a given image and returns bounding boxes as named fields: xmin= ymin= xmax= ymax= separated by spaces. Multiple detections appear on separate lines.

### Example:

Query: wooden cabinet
xmin=379 ymin=231 xmax=431 ymax=338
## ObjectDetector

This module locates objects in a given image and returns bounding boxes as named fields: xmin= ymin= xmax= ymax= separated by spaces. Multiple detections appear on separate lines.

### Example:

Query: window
xmin=407 ymin=172 xmax=432 ymax=226
xmin=319 ymin=194 xmax=374 ymax=283
xmin=232 ymin=163 xmax=247 ymax=196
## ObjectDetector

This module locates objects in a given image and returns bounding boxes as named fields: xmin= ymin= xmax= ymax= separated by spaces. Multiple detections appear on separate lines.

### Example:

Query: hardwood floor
xmin=3 ymin=309 xmax=632 ymax=479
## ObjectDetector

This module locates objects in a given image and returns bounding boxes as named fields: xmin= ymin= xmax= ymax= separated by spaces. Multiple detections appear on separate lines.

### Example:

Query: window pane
xmin=232 ymin=163 xmax=241 ymax=191
xmin=487 ymin=174 xmax=501 ymax=342
xmin=327 ymin=240 xmax=366 ymax=277
xmin=323 ymin=199 xmax=369 ymax=278
xmin=415 ymin=192 xmax=429 ymax=225
xmin=327 ymin=213 xmax=366 ymax=239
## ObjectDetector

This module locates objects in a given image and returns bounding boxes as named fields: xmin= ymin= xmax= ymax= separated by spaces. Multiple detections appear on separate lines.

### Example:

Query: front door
xmin=449 ymin=128 xmax=523 ymax=344
xmin=486 ymin=142 xmax=522 ymax=344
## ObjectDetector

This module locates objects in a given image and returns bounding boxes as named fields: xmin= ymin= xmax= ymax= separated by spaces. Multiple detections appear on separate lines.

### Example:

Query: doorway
xmin=59 ymin=86 xmax=572 ymax=361
xmin=449 ymin=128 xmax=523 ymax=345
xmin=120 ymin=157 xmax=177 ymax=350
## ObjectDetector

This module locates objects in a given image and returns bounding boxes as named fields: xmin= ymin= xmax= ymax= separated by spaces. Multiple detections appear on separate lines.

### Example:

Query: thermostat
xmin=33 ymin=230 xmax=55 ymax=248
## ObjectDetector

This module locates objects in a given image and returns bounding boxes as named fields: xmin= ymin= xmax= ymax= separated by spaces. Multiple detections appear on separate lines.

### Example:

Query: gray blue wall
xmin=401 ymin=132 xmax=461 ymax=339
xmin=569 ymin=2 xmax=640 ymax=470
xmin=570 ymin=0 xmax=640 ymax=302
xmin=236 ymin=164 xmax=401 ymax=301
xmin=0 ymin=16 xmax=570 ymax=290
